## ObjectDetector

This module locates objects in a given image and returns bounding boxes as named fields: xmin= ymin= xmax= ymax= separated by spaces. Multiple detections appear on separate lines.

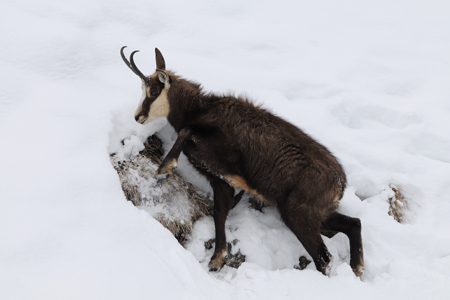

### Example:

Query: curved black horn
xmin=120 ymin=46 xmax=147 ymax=82
xmin=129 ymin=50 xmax=148 ymax=82
xmin=120 ymin=46 xmax=139 ymax=76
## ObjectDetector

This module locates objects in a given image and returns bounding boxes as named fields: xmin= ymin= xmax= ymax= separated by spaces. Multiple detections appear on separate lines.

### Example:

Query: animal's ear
xmin=155 ymin=48 xmax=166 ymax=70
xmin=157 ymin=69 xmax=170 ymax=88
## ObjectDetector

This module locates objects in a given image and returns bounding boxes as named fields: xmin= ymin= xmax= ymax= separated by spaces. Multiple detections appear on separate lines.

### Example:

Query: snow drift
xmin=1 ymin=0 xmax=450 ymax=299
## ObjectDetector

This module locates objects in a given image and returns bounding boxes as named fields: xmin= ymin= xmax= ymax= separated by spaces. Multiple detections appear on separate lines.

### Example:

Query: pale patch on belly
xmin=333 ymin=193 xmax=340 ymax=209
xmin=224 ymin=175 xmax=269 ymax=204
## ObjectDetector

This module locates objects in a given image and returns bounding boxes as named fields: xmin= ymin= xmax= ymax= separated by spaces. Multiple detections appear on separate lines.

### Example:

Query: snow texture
xmin=1 ymin=0 xmax=450 ymax=299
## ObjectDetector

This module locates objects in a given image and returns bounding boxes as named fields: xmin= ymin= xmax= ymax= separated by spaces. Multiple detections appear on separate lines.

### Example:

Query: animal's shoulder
xmin=203 ymin=95 xmax=275 ymax=121
xmin=200 ymin=95 xmax=306 ymax=143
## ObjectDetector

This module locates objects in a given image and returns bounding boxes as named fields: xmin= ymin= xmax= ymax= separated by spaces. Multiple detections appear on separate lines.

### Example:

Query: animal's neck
xmin=167 ymin=79 xmax=204 ymax=132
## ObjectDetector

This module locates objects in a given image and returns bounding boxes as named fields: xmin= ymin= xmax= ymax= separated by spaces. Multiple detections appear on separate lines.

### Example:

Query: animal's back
xmin=200 ymin=96 xmax=346 ymax=209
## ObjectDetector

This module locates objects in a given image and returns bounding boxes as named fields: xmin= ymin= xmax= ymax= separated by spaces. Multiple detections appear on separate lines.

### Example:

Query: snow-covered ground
xmin=1 ymin=0 xmax=450 ymax=299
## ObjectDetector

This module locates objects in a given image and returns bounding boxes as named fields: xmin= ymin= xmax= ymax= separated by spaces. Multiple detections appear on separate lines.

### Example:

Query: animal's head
xmin=121 ymin=46 xmax=171 ymax=124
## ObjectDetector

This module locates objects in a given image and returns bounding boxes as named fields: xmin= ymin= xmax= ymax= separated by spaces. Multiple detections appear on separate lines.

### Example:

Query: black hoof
xmin=155 ymin=173 xmax=170 ymax=183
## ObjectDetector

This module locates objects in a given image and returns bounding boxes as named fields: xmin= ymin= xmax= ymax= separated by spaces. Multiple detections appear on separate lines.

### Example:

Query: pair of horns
xmin=120 ymin=46 xmax=166 ymax=81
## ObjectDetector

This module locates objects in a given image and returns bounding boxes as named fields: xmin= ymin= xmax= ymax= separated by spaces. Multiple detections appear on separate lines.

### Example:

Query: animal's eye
xmin=150 ymin=90 xmax=160 ymax=97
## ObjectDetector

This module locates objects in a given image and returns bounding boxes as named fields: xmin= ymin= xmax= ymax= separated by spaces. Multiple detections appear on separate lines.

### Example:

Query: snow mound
xmin=2 ymin=0 xmax=450 ymax=299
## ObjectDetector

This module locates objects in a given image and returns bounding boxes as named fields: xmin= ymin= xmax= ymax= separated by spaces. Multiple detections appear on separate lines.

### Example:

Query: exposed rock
xmin=294 ymin=256 xmax=312 ymax=270
xmin=111 ymin=135 xmax=213 ymax=245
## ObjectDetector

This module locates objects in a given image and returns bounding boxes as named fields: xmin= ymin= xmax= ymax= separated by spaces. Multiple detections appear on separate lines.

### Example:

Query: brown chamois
xmin=120 ymin=47 xmax=364 ymax=277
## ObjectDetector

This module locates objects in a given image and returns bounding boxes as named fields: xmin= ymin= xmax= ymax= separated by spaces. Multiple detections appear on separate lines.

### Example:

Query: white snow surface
xmin=1 ymin=0 xmax=450 ymax=299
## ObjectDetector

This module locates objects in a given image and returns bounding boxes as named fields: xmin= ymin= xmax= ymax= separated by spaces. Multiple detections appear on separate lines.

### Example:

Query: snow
xmin=1 ymin=0 xmax=450 ymax=299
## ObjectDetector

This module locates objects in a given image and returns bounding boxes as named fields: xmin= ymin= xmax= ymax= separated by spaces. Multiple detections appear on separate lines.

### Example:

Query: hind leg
xmin=280 ymin=206 xmax=332 ymax=275
xmin=321 ymin=212 xmax=364 ymax=277
xmin=207 ymin=177 xmax=235 ymax=272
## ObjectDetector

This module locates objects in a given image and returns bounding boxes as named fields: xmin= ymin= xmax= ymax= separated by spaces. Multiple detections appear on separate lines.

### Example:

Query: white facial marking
xmin=134 ymin=73 xmax=171 ymax=125
xmin=145 ymin=88 xmax=170 ymax=124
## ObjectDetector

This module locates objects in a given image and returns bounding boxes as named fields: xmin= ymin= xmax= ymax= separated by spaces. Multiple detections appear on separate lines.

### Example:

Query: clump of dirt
xmin=294 ymin=256 xmax=312 ymax=270
xmin=204 ymin=238 xmax=246 ymax=269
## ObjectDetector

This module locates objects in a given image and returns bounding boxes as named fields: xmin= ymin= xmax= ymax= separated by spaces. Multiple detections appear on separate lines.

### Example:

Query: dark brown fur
xmin=123 ymin=48 xmax=364 ymax=277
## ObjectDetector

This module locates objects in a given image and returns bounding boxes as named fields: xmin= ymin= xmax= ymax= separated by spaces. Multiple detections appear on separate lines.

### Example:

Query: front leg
xmin=156 ymin=128 xmax=192 ymax=182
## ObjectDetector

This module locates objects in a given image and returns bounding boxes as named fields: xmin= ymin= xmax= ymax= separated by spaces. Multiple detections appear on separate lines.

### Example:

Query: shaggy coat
xmin=122 ymin=47 xmax=364 ymax=277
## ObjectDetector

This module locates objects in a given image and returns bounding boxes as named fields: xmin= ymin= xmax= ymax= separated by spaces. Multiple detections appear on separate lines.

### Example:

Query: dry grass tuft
xmin=387 ymin=185 xmax=409 ymax=223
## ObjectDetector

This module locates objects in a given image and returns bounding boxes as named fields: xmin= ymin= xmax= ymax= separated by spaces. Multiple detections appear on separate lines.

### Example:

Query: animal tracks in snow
xmin=406 ymin=133 xmax=450 ymax=164
xmin=332 ymin=101 xmax=422 ymax=130
xmin=284 ymin=81 xmax=343 ymax=101
xmin=332 ymin=100 xmax=450 ymax=164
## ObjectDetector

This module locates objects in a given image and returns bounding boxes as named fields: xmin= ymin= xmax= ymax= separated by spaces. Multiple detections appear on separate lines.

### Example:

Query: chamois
xmin=120 ymin=47 xmax=364 ymax=277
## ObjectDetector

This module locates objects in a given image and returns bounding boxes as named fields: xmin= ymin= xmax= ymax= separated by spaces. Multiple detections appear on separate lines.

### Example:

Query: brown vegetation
xmin=388 ymin=185 xmax=409 ymax=223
